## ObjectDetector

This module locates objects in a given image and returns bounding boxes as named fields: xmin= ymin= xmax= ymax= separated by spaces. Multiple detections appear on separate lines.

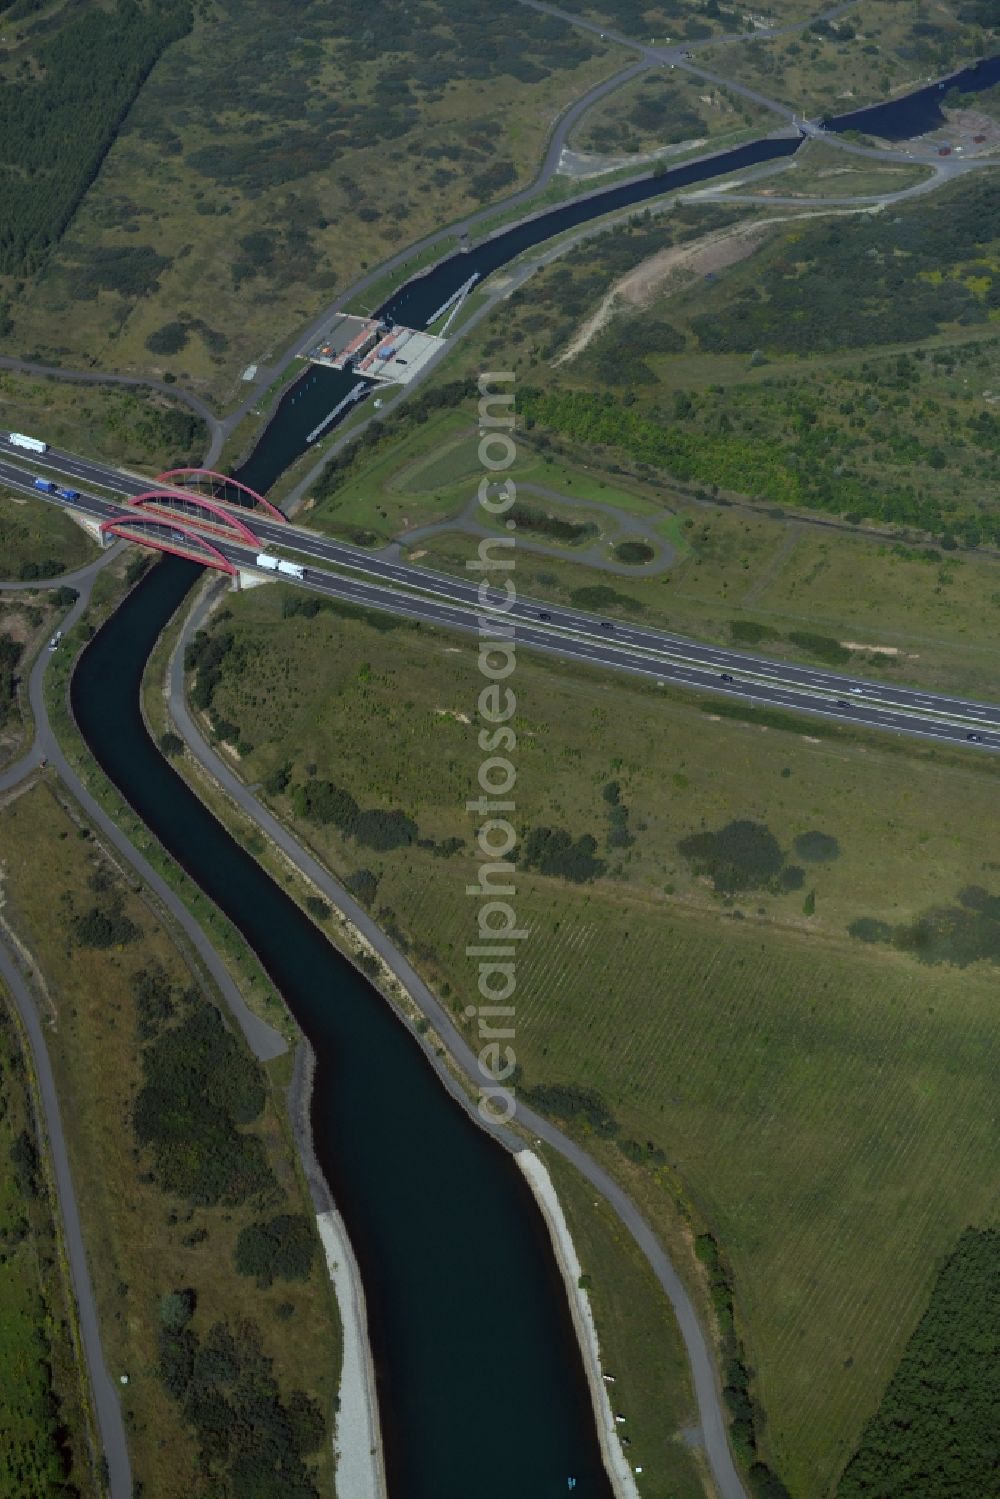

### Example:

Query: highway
xmin=3 ymin=437 xmax=1000 ymax=753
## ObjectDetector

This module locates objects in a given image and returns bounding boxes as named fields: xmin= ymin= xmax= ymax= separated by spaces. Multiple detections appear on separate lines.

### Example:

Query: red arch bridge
xmin=101 ymin=471 xmax=287 ymax=574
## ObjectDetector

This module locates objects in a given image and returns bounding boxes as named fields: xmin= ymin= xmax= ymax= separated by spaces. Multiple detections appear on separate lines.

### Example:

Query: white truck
xmin=255 ymin=552 xmax=305 ymax=581
xmin=8 ymin=431 xmax=48 ymax=454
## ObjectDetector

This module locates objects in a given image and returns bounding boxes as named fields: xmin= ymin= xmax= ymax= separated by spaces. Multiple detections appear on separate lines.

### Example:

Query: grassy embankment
xmin=0 ymin=369 xmax=206 ymax=474
xmin=0 ymin=487 xmax=98 ymax=581
xmin=0 ymin=986 xmax=98 ymax=1496
xmin=186 ymin=579 xmax=1000 ymax=1495
xmin=37 ymin=551 xmax=294 ymax=1044
xmin=4 ymin=0 xmax=632 ymax=404
xmin=0 ymin=778 xmax=342 ymax=1498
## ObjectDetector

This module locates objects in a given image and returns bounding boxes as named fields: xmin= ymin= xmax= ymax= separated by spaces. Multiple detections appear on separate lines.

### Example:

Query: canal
xmin=68 ymin=57 xmax=1000 ymax=1496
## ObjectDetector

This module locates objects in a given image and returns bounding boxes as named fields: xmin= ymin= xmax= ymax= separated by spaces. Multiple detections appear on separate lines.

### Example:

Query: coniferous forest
xmin=0 ymin=0 xmax=192 ymax=274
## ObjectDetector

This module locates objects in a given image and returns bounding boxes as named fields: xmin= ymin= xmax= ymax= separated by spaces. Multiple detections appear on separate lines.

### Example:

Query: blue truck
xmin=33 ymin=478 xmax=57 ymax=494
xmin=57 ymin=486 xmax=80 ymax=500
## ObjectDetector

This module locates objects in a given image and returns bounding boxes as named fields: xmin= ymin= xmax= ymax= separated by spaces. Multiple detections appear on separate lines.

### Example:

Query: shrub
xmin=145 ymin=320 xmax=189 ymax=356
xmin=159 ymin=731 xmax=183 ymax=758
xmin=678 ymin=820 xmax=785 ymax=893
xmin=794 ymin=830 xmax=841 ymax=862
xmin=523 ymin=1082 xmax=618 ymax=1136
xmin=523 ymin=826 xmax=605 ymax=883
xmin=234 ymin=1214 xmax=316 ymax=1287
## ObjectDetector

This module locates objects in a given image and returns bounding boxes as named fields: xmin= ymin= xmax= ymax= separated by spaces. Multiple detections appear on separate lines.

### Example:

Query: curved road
xmin=169 ymin=583 xmax=747 ymax=1499
xmin=0 ymin=356 xmax=222 ymax=454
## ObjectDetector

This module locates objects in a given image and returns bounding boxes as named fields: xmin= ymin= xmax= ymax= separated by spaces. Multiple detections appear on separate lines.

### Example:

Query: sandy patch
xmin=555 ymin=220 xmax=774 ymax=365
xmin=409 ymin=548 xmax=427 ymax=560
xmin=435 ymin=707 xmax=471 ymax=724
xmin=316 ymin=1210 xmax=386 ymax=1499
xmin=517 ymin=1151 xmax=641 ymax=1499
xmin=841 ymin=641 xmax=899 ymax=655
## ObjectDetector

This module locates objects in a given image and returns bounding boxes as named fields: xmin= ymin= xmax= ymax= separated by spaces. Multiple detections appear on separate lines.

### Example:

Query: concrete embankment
xmin=517 ymin=1149 xmax=641 ymax=1499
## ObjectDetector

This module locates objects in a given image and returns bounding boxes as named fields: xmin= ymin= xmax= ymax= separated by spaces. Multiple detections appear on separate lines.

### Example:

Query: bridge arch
xmin=156 ymin=468 xmax=287 ymax=524
xmin=129 ymin=490 xmax=261 ymax=548
xmin=100 ymin=515 xmax=236 ymax=575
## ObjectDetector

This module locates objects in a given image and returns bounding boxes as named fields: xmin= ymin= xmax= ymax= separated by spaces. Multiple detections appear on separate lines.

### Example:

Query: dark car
xmin=720 ymin=671 xmax=734 ymax=682
xmin=538 ymin=611 xmax=551 ymax=622
xmin=836 ymin=699 xmax=849 ymax=708
xmin=600 ymin=620 xmax=613 ymax=631
xmin=967 ymin=732 xmax=983 ymax=742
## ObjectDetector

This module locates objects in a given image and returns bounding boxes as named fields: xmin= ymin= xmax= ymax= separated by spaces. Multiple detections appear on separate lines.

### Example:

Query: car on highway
xmin=836 ymin=699 xmax=849 ymax=707
xmin=48 ymin=630 xmax=63 ymax=651
xmin=538 ymin=611 xmax=551 ymax=622
xmin=967 ymin=732 xmax=983 ymax=742
xmin=600 ymin=620 xmax=613 ymax=631
xmin=720 ymin=671 xmax=734 ymax=682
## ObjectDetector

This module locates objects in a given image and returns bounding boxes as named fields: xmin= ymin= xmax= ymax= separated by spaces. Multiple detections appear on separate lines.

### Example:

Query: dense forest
xmin=0 ymin=0 xmax=192 ymax=274
xmin=837 ymin=1228 xmax=1000 ymax=1497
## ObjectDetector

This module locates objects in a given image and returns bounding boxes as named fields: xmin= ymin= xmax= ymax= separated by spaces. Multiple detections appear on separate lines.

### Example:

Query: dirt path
xmin=554 ymin=217 xmax=775 ymax=364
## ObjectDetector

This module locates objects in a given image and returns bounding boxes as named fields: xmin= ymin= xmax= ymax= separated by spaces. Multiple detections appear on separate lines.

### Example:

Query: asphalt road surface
xmin=4 ymin=439 xmax=999 ymax=753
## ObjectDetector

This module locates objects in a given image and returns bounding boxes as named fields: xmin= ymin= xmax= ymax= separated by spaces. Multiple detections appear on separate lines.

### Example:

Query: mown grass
xmin=194 ymin=582 xmax=1000 ymax=1494
xmin=0 ymin=989 xmax=97 ymax=1497
xmin=0 ymin=488 xmax=97 ymax=580
xmin=302 ymin=401 xmax=675 ymax=546
xmin=0 ymin=780 xmax=341 ymax=1498
xmin=763 ymin=139 xmax=932 ymax=197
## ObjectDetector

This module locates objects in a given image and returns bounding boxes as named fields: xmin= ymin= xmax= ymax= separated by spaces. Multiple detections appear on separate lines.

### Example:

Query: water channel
xmin=69 ymin=62 xmax=1000 ymax=1497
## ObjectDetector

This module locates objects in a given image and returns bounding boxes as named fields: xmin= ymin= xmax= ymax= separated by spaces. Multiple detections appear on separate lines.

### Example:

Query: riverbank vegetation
xmin=0 ymin=989 xmax=98 ymax=1496
xmin=186 ymin=579 xmax=1000 ymax=1495
xmin=0 ymin=780 xmax=340 ymax=1496
xmin=2 ymin=0 xmax=630 ymax=401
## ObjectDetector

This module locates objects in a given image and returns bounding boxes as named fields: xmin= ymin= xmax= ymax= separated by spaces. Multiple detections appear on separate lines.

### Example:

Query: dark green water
xmin=71 ymin=556 xmax=611 ymax=1498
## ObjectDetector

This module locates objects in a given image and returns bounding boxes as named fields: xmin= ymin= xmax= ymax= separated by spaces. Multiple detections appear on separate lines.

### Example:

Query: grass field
xmin=190 ymin=581 xmax=1000 ymax=1494
xmin=0 ymin=368 xmax=206 ymax=473
xmin=302 ymin=402 xmax=673 ymax=548
xmin=0 ymin=988 xmax=97 ymax=1497
xmin=0 ymin=488 xmax=97 ymax=581
xmin=3 ymin=2 xmax=631 ymax=404
xmin=0 ymin=780 xmax=341 ymax=1497
xmin=740 ymin=138 xmax=933 ymax=196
